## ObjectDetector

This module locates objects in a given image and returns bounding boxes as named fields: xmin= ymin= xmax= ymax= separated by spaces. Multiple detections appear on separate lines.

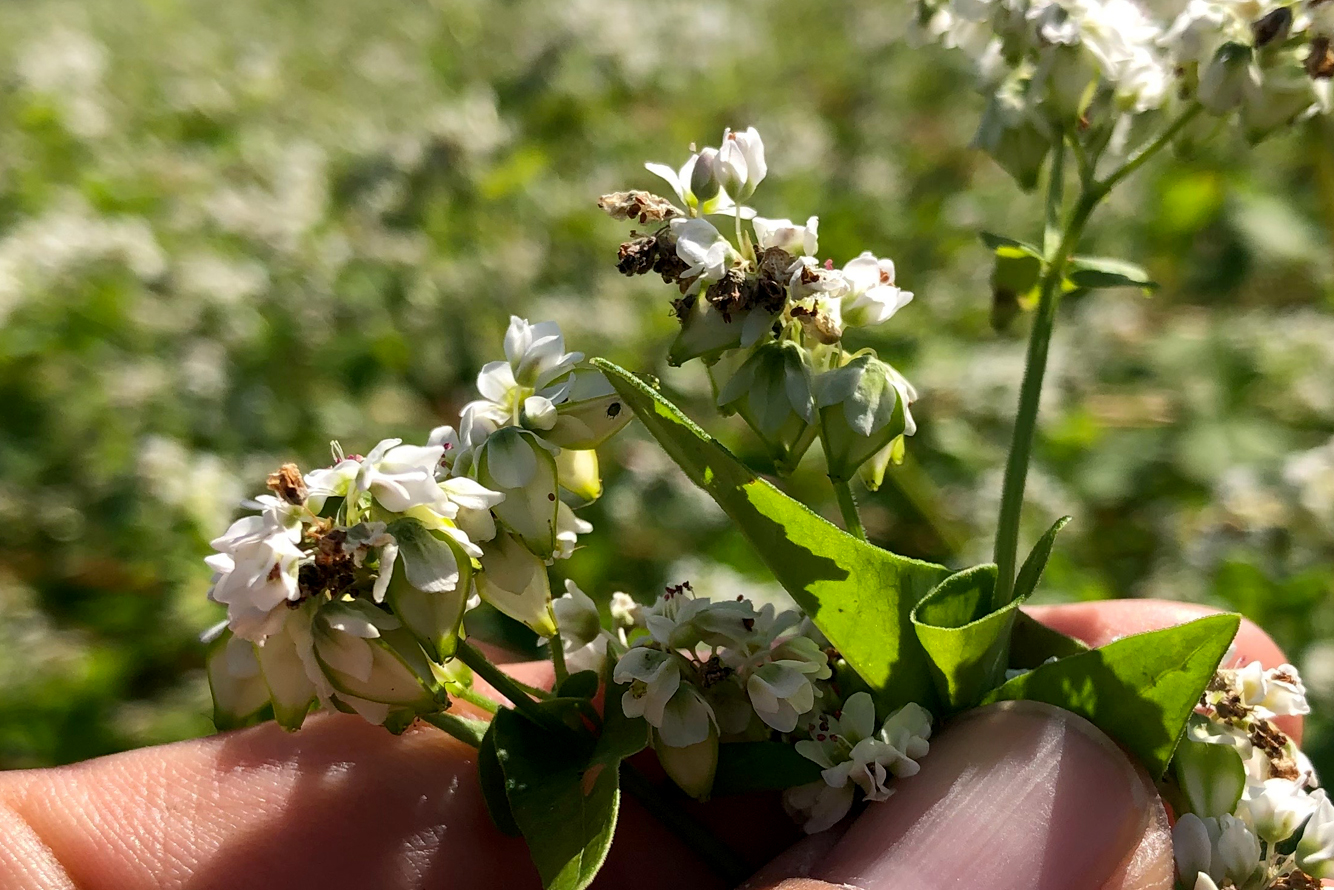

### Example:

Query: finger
xmin=0 ymin=667 xmax=726 ymax=890
xmin=749 ymin=701 xmax=1173 ymax=890
xmin=1024 ymin=599 xmax=1302 ymax=741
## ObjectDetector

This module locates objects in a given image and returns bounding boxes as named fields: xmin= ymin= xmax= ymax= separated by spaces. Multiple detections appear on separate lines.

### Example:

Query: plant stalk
xmin=549 ymin=630 xmax=570 ymax=686
xmin=992 ymin=108 xmax=1198 ymax=606
xmin=454 ymin=640 xmax=556 ymax=730
xmin=832 ymin=477 xmax=867 ymax=541
xmin=450 ymin=684 xmax=500 ymax=715
xmin=423 ymin=711 xmax=489 ymax=748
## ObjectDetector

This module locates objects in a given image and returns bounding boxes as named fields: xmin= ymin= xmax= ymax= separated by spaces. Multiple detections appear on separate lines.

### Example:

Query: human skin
xmin=0 ymin=600 xmax=1314 ymax=890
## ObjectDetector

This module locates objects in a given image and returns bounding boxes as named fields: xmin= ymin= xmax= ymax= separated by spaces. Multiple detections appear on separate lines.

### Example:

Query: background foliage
xmin=3 ymin=0 xmax=1334 ymax=783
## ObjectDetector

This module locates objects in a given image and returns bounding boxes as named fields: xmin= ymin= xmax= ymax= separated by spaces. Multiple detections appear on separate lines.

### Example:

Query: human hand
xmin=0 ymin=601 xmax=1302 ymax=890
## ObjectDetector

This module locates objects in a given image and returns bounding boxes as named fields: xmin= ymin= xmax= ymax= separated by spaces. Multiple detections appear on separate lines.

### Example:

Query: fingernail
xmin=816 ymin=701 xmax=1152 ymax=890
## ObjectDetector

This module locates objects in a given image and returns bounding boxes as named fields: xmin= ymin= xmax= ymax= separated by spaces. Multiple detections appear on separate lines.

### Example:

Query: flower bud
xmin=380 ymin=518 xmax=473 ymax=661
xmin=816 ymin=354 xmax=916 ymax=483
xmin=311 ymin=600 xmax=441 ymax=722
xmin=859 ymin=435 xmax=905 ymax=491
xmin=1299 ymin=789 xmax=1334 ymax=879
xmin=716 ymin=127 xmax=766 ymax=201
xmin=542 ymin=368 xmax=633 ymax=450
xmin=1171 ymin=735 xmax=1246 ymax=818
xmin=653 ymin=726 xmax=719 ymax=801
xmin=472 ymin=427 xmax=560 ymax=558
xmin=520 ymin=395 xmax=557 ymax=431
xmin=689 ymin=147 xmax=721 ymax=203
xmin=716 ymin=340 xmax=818 ymax=475
xmin=972 ymin=83 xmax=1050 ymax=192
xmin=1241 ymin=62 xmax=1323 ymax=140
xmin=1199 ymin=42 xmax=1257 ymax=113
xmin=1033 ymin=43 xmax=1097 ymax=123
xmin=205 ymin=626 xmax=270 ymax=730
xmin=475 ymin=530 xmax=558 ymax=637
xmin=555 ymin=446 xmax=603 ymax=504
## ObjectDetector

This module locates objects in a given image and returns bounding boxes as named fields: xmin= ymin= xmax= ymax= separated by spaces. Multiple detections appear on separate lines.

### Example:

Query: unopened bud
xmin=816 ymin=354 xmax=916 ymax=483
xmin=689 ymin=148 xmax=721 ymax=203
xmin=1199 ymin=42 xmax=1256 ymax=113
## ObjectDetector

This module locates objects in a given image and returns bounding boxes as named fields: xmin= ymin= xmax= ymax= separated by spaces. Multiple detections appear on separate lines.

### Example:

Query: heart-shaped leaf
xmin=594 ymin=359 xmax=949 ymax=711
xmin=983 ymin=613 xmax=1240 ymax=777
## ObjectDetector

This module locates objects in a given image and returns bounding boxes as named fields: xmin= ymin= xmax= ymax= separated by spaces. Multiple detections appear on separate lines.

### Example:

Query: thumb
xmin=746 ymin=701 xmax=1173 ymax=890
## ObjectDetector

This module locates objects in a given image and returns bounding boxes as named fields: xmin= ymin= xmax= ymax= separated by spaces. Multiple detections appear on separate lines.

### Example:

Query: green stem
xmin=450 ymin=684 xmax=500 ymax=715
xmin=620 ymin=764 xmax=751 ymax=886
xmin=455 ymin=641 xmax=556 ymax=729
xmin=1094 ymin=103 xmax=1202 ymax=198
xmin=992 ymin=109 xmax=1198 ymax=607
xmin=994 ymin=141 xmax=1092 ymax=607
xmin=832 ymin=477 xmax=867 ymax=541
xmin=423 ymin=711 xmax=489 ymax=748
xmin=549 ymin=631 xmax=570 ymax=687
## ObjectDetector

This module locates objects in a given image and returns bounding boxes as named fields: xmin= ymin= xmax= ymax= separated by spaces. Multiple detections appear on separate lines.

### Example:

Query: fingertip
xmin=811 ymin=702 xmax=1167 ymax=890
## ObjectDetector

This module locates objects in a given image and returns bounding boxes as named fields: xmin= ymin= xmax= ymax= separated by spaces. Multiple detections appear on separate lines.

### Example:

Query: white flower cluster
xmin=913 ymin=0 xmax=1333 ymax=184
xmin=203 ymin=317 xmax=631 ymax=730
xmin=603 ymin=127 xmax=917 ymax=486
xmin=608 ymin=582 xmax=934 ymax=820
xmin=785 ymin=693 xmax=934 ymax=834
xmin=1172 ymin=661 xmax=1333 ymax=888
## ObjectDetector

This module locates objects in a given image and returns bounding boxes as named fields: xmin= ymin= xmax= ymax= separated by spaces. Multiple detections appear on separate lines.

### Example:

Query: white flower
xmin=1299 ymin=788 xmax=1334 ymax=879
xmin=1173 ymin=812 xmax=1263 ymax=889
xmin=553 ymin=501 xmax=592 ymax=561
xmin=840 ymin=252 xmax=914 ymax=328
xmin=354 ymin=438 xmax=448 ymax=514
xmin=614 ymin=646 xmax=716 ymax=746
xmin=716 ymin=126 xmax=767 ymax=201
xmin=206 ymin=501 xmax=306 ymax=642
xmin=752 ymin=216 xmax=818 ymax=256
xmin=670 ymin=217 xmax=733 ymax=295
xmin=304 ymin=458 xmax=361 ymax=514
xmin=642 ymin=583 xmax=715 ymax=649
xmin=609 ymin=591 xmax=641 ymax=630
xmin=747 ymin=661 xmax=820 ymax=732
xmin=1238 ymin=777 xmax=1317 ymax=842
xmin=545 ymin=579 xmax=620 ymax=672
xmin=1232 ymin=660 xmax=1312 ymax=718
xmin=646 ymin=153 xmax=751 ymax=218
xmin=501 ymin=315 xmax=584 ymax=391
xmin=784 ymin=779 xmax=857 ymax=835
xmin=436 ymin=476 xmax=505 ymax=543
xmin=1259 ymin=664 xmax=1311 ymax=718
xmin=794 ymin=693 xmax=933 ymax=827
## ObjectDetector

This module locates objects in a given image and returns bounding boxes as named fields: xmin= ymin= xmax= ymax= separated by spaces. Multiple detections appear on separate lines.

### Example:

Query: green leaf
xmin=982 ymin=613 xmax=1240 ymax=778
xmin=1008 ymin=611 xmax=1089 ymax=670
xmin=712 ymin=741 xmax=822 ymax=796
xmin=491 ymin=708 xmax=619 ymax=890
xmin=479 ymin=720 xmax=522 ymax=836
xmin=1012 ymin=516 xmax=1071 ymax=604
xmin=1067 ymin=256 xmax=1157 ymax=292
xmin=594 ymin=359 xmax=949 ymax=711
xmin=990 ymin=246 xmax=1044 ymax=332
xmin=558 ymin=670 xmax=601 ymax=700
xmin=981 ymin=231 xmax=1041 ymax=254
xmin=911 ymin=564 xmax=1023 ymax=712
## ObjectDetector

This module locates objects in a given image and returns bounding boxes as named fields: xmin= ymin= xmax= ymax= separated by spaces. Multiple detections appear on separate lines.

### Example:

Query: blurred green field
xmin=2 ymin=0 xmax=1334 ymax=783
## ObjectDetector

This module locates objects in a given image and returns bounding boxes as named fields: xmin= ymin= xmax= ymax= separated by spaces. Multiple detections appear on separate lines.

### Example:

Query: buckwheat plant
xmin=200 ymin=6 xmax=1334 ymax=887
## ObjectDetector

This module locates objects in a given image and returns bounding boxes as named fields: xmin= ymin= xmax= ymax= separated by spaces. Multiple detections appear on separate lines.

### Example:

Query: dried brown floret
xmin=298 ymin=526 xmax=358 ymax=600
xmin=1251 ymin=6 xmax=1292 ymax=48
xmin=1307 ymin=36 xmax=1334 ymax=79
xmin=697 ymin=655 xmax=733 ymax=689
xmin=617 ymin=235 xmax=659 ymax=276
xmin=598 ymin=190 xmax=679 ymax=223
xmin=267 ymin=462 xmax=308 ymax=505
xmin=1272 ymin=869 xmax=1322 ymax=890
xmin=1215 ymin=693 xmax=1249 ymax=721
xmin=705 ymin=269 xmax=751 ymax=322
